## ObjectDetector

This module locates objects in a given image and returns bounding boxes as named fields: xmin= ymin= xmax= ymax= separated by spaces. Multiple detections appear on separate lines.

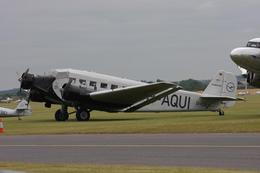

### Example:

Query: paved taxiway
xmin=0 ymin=133 xmax=260 ymax=170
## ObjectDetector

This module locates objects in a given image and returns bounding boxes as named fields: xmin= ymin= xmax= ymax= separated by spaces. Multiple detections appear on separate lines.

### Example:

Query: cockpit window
xmin=69 ymin=78 xmax=76 ymax=84
xmin=247 ymin=42 xmax=260 ymax=48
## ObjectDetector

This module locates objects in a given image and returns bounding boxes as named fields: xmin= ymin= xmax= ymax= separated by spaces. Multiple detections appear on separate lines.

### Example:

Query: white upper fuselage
xmin=230 ymin=38 xmax=260 ymax=73
xmin=51 ymin=69 xmax=145 ymax=99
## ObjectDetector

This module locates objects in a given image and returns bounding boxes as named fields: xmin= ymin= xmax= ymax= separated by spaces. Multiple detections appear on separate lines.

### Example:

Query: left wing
xmin=90 ymin=82 xmax=180 ymax=107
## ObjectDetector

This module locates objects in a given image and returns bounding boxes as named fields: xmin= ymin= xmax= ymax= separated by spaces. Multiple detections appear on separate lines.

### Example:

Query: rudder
xmin=15 ymin=100 xmax=30 ymax=110
xmin=202 ymin=70 xmax=237 ymax=98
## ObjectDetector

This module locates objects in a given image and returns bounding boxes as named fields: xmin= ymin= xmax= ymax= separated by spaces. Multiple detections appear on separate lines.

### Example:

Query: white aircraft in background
xmin=230 ymin=38 xmax=260 ymax=87
xmin=0 ymin=100 xmax=31 ymax=119
xmin=0 ymin=97 xmax=13 ymax=103
xmin=19 ymin=69 xmax=241 ymax=121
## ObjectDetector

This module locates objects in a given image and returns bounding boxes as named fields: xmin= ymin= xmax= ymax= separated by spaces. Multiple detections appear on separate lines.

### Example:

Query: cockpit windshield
xmin=246 ymin=42 xmax=260 ymax=48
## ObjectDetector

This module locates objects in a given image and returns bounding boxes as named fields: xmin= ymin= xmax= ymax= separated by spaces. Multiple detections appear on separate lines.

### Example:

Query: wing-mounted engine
xmin=61 ymin=82 xmax=118 ymax=111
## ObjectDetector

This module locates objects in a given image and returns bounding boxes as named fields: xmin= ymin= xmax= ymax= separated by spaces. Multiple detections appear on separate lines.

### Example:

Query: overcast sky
xmin=0 ymin=0 xmax=260 ymax=90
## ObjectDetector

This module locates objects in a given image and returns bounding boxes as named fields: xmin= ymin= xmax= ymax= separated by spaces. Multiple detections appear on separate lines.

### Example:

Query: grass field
xmin=1 ymin=95 xmax=260 ymax=173
xmin=0 ymin=163 xmax=259 ymax=173
xmin=1 ymin=95 xmax=260 ymax=135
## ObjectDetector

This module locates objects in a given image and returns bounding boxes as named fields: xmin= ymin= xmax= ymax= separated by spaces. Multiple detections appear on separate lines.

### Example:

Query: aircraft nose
xmin=230 ymin=47 xmax=260 ymax=66
xmin=230 ymin=48 xmax=244 ymax=62
xmin=230 ymin=48 xmax=245 ymax=66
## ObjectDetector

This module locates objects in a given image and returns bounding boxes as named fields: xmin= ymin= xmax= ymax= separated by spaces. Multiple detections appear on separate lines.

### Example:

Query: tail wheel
xmin=76 ymin=109 xmax=90 ymax=121
xmin=218 ymin=110 xmax=225 ymax=116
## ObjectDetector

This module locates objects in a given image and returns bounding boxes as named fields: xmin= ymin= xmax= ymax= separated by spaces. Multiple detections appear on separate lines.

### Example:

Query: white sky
xmin=0 ymin=0 xmax=260 ymax=90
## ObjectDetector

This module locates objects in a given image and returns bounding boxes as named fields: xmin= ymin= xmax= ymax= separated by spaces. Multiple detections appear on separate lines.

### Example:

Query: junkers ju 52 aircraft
xmin=19 ymin=69 xmax=241 ymax=121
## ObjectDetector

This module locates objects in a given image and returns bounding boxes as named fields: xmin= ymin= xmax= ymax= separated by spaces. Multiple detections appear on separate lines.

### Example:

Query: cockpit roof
xmin=249 ymin=38 xmax=260 ymax=43
xmin=247 ymin=38 xmax=260 ymax=48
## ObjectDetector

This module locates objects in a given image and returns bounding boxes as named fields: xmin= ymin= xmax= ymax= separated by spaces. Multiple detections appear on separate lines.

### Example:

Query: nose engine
xmin=19 ymin=69 xmax=59 ymax=103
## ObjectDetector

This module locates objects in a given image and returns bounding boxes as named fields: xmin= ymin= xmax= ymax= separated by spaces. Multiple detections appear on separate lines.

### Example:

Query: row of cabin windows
xmin=70 ymin=78 xmax=120 ymax=90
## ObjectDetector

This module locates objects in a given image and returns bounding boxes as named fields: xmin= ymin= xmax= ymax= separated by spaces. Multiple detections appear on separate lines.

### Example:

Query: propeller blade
xmin=25 ymin=68 xmax=29 ymax=75
xmin=19 ymin=68 xmax=31 ymax=92
xmin=63 ymin=78 xmax=73 ymax=90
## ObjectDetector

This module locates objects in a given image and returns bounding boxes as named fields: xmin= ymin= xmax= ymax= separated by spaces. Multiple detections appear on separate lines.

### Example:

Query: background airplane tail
xmin=15 ymin=100 xmax=30 ymax=110
xmin=201 ymin=71 xmax=238 ymax=107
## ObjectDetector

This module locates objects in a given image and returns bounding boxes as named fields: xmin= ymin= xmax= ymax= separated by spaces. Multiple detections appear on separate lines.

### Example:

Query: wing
xmin=124 ymin=86 xmax=181 ymax=112
xmin=90 ymin=82 xmax=180 ymax=108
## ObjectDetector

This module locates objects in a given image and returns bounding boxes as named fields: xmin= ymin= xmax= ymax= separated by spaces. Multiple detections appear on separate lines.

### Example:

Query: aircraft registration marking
xmin=161 ymin=94 xmax=191 ymax=110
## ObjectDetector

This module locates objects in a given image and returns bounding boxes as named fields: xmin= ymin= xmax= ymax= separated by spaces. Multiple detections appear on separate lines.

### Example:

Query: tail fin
xmin=15 ymin=100 xmax=30 ymax=110
xmin=202 ymin=70 xmax=237 ymax=98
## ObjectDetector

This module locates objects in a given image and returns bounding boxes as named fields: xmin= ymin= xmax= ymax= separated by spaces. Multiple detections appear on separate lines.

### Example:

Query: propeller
xmin=60 ymin=78 xmax=73 ymax=97
xmin=17 ymin=68 xmax=33 ymax=104
xmin=23 ymin=90 xmax=31 ymax=105
xmin=18 ymin=68 xmax=36 ymax=92
xmin=19 ymin=68 xmax=30 ymax=91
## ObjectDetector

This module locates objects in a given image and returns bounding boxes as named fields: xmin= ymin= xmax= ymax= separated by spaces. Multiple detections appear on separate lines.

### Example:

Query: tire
xmin=55 ymin=109 xmax=69 ymax=121
xmin=76 ymin=110 xmax=90 ymax=121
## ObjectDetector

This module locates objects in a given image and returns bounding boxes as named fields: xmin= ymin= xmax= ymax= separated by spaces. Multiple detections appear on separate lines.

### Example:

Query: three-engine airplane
xmin=19 ymin=69 xmax=241 ymax=121
xmin=0 ymin=100 xmax=31 ymax=119
xmin=230 ymin=38 xmax=260 ymax=87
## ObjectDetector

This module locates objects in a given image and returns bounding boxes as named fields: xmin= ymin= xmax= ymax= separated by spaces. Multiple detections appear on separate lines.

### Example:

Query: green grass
xmin=0 ymin=163 xmax=259 ymax=173
xmin=1 ymin=95 xmax=260 ymax=135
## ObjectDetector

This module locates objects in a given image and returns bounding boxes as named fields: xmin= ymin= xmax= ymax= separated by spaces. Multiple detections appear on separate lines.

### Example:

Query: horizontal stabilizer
xmin=201 ymin=95 xmax=244 ymax=101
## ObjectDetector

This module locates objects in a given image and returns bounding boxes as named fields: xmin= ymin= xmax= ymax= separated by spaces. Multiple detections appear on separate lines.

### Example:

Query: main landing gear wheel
xmin=55 ymin=109 xmax=69 ymax=121
xmin=76 ymin=109 xmax=90 ymax=121
xmin=218 ymin=109 xmax=225 ymax=116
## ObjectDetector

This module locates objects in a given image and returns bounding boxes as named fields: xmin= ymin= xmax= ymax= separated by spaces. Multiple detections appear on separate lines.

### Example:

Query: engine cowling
xmin=21 ymin=73 xmax=35 ymax=90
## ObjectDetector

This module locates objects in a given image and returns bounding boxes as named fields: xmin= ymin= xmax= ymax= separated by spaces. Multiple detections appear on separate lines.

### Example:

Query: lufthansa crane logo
xmin=226 ymin=82 xmax=235 ymax=92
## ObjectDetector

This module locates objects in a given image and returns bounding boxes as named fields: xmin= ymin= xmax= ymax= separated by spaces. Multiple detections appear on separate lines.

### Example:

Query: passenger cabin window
xmin=111 ymin=84 xmax=118 ymax=89
xmin=79 ymin=79 xmax=86 ymax=85
xmin=89 ymin=81 xmax=97 ymax=91
xmin=89 ymin=81 xmax=97 ymax=87
xmin=101 ymin=83 xmax=108 ymax=89
xmin=247 ymin=42 xmax=260 ymax=48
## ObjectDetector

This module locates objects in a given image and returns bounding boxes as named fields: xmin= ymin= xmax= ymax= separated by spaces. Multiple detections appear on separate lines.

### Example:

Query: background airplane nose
xmin=230 ymin=48 xmax=243 ymax=62
xmin=231 ymin=47 xmax=260 ymax=60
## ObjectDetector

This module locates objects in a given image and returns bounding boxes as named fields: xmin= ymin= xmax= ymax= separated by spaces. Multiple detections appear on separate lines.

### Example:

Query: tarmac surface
xmin=0 ymin=133 xmax=260 ymax=170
